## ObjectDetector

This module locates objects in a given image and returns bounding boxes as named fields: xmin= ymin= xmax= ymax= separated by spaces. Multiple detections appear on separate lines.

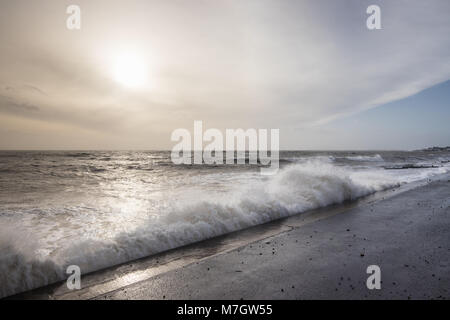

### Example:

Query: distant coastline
xmin=418 ymin=146 xmax=450 ymax=152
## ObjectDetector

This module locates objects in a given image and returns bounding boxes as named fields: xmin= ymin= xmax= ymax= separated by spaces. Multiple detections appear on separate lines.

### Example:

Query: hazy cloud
xmin=0 ymin=0 xmax=449 ymax=149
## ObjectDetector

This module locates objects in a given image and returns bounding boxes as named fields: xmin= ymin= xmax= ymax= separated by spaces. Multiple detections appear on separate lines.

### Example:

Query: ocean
xmin=1 ymin=150 xmax=449 ymax=297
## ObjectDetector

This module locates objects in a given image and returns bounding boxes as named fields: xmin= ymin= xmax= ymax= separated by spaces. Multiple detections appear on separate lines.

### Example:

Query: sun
xmin=113 ymin=53 xmax=148 ymax=88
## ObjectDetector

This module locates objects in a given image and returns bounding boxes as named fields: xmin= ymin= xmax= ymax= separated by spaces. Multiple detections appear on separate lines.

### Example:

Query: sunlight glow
xmin=113 ymin=53 xmax=148 ymax=88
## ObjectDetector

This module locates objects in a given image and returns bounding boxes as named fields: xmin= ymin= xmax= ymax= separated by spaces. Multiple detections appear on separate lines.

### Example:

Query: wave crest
xmin=0 ymin=161 xmax=399 ymax=298
xmin=344 ymin=154 xmax=384 ymax=161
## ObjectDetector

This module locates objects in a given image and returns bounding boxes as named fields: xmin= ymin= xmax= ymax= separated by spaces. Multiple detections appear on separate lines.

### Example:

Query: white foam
xmin=344 ymin=154 xmax=384 ymax=161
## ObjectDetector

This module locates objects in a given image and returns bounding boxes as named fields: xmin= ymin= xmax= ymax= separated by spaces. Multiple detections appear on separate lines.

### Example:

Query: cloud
xmin=0 ymin=0 xmax=449 ymax=149
xmin=0 ymin=95 xmax=40 ymax=113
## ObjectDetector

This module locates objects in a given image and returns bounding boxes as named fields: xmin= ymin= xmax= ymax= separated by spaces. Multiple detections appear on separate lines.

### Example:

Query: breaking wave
xmin=344 ymin=154 xmax=384 ymax=162
xmin=0 ymin=160 xmax=442 ymax=298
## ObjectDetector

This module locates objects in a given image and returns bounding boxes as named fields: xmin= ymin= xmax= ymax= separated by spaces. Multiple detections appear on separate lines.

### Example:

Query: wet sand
xmin=11 ymin=174 xmax=450 ymax=300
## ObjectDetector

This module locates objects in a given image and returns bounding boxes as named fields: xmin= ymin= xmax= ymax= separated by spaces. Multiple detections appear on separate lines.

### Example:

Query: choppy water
xmin=1 ymin=150 xmax=449 ymax=297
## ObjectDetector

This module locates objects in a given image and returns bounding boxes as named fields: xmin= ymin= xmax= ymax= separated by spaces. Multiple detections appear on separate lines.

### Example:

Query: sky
xmin=0 ymin=0 xmax=449 ymax=150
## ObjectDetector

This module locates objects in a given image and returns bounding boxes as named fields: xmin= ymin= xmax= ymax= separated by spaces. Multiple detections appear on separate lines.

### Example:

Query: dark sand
xmin=12 ymin=174 xmax=450 ymax=300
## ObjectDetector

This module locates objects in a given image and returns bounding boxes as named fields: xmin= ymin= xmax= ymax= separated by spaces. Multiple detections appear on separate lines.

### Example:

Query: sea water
xmin=0 ymin=150 xmax=449 ymax=297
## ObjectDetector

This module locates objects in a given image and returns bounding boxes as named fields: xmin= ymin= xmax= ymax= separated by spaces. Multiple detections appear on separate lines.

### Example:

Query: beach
xmin=11 ymin=172 xmax=450 ymax=300
xmin=2 ymin=0 xmax=450 ymax=304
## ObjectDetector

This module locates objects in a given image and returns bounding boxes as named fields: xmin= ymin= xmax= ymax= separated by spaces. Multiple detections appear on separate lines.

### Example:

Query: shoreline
xmin=8 ymin=172 xmax=450 ymax=300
